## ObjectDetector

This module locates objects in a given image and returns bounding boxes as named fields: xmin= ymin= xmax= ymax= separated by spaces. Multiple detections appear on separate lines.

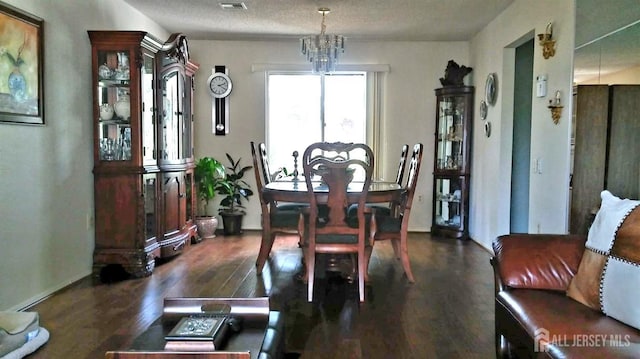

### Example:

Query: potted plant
xmin=194 ymin=157 xmax=226 ymax=240
xmin=216 ymin=153 xmax=254 ymax=235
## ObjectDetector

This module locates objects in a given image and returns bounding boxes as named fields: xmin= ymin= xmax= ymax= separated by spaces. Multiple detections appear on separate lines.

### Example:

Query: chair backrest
xmin=250 ymin=141 xmax=268 ymax=208
xmin=400 ymin=143 xmax=424 ymax=219
xmin=395 ymin=144 xmax=409 ymax=186
xmin=302 ymin=142 xmax=374 ymax=233
xmin=258 ymin=143 xmax=272 ymax=184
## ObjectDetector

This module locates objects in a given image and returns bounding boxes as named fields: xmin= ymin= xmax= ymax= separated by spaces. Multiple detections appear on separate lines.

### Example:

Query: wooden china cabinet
xmin=432 ymin=86 xmax=474 ymax=239
xmin=89 ymin=31 xmax=199 ymax=277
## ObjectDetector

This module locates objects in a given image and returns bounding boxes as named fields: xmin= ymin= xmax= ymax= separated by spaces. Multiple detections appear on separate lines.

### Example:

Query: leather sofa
xmin=491 ymin=234 xmax=640 ymax=358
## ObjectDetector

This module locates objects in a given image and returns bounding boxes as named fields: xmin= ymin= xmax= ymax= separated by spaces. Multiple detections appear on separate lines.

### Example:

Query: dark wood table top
xmin=263 ymin=178 xmax=403 ymax=203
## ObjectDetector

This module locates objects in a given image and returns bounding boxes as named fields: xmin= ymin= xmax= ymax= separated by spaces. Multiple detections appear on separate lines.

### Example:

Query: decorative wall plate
xmin=485 ymin=73 xmax=497 ymax=106
xmin=484 ymin=121 xmax=491 ymax=138
xmin=480 ymin=100 xmax=488 ymax=120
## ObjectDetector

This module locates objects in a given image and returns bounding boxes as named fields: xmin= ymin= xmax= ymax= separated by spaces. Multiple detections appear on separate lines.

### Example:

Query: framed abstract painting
xmin=0 ymin=2 xmax=44 ymax=125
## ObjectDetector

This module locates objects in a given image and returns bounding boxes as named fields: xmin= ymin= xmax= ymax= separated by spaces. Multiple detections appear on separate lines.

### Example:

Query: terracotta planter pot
xmin=195 ymin=216 xmax=218 ymax=241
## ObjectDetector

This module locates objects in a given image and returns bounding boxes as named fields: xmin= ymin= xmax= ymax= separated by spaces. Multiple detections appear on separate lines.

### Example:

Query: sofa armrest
xmin=492 ymin=234 xmax=586 ymax=292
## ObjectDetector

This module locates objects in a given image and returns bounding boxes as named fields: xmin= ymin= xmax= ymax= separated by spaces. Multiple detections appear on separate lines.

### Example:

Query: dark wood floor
xmin=27 ymin=231 xmax=495 ymax=359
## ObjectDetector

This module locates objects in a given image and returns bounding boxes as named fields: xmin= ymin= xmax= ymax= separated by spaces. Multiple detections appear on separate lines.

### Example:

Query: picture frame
xmin=0 ymin=2 xmax=44 ymax=125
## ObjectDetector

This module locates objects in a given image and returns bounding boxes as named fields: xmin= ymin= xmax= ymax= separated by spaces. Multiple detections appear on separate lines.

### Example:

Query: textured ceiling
xmin=123 ymin=1 xmax=640 ymax=84
xmin=123 ymin=0 xmax=514 ymax=41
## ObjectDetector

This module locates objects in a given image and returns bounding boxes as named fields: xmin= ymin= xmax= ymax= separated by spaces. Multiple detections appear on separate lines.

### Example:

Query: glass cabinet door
xmin=97 ymin=50 xmax=132 ymax=162
xmin=182 ymin=75 xmax=194 ymax=160
xmin=141 ymin=53 xmax=156 ymax=165
xmin=434 ymin=177 xmax=465 ymax=230
xmin=433 ymin=85 xmax=473 ymax=239
xmin=143 ymin=173 xmax=157 ymax=243
xmin=161 ymin=69 xmax=184 ymax=161
xmin=436 ymin=95 xmax=466 ymax=171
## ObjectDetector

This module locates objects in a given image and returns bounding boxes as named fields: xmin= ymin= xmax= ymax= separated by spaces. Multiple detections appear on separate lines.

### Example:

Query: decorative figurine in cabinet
xmin=89 ymin=31 xmax=199 ymax=278
xmin=432 ymin=86 xmax=474 ymax=239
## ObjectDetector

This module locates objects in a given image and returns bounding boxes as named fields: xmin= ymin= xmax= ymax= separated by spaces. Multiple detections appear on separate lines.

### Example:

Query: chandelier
xmin=300 ymin=7 xmax=345 ymax=74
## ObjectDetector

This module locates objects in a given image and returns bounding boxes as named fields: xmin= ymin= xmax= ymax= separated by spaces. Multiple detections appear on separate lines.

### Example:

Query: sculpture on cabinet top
xmin=439 ymin=60 xmax=473 ymax=87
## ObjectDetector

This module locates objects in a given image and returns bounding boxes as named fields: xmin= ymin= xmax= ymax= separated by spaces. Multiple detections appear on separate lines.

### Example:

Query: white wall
xmin=0 ymin=0 xmax=167 ymax=311
xmin=189 ymin=40 xmax=469 ymax=232
xmin=469 ymin=0 xmax=575 ymax=251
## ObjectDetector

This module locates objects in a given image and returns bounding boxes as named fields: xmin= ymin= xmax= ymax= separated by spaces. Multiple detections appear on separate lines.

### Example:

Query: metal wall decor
xmin=537 ymin=23 xmax=556 ymax=59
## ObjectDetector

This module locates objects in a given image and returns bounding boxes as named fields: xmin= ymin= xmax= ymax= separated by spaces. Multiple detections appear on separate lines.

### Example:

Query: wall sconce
xmin=548 ymin=90 xmax=563 ymax=124
xmin=537 ymin=23 xmax=556 ymax=59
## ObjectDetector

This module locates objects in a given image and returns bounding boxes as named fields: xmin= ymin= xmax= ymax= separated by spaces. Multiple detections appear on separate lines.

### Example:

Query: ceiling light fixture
xmin=300 ymin=7 xmax=345 ymax=74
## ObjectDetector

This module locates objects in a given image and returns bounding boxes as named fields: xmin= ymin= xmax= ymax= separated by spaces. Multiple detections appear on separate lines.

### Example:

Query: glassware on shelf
xmin=100 ymin=136 xmax=131 ymax=161
xmin=100 ymin=138 xmax=116 ymax=160
xmin=115 ymin=52 xmax=130 ymax=80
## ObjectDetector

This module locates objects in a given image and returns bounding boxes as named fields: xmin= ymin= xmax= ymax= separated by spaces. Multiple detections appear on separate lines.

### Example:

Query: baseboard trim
xmin=11 ymin=270 xmax=91 ymax=312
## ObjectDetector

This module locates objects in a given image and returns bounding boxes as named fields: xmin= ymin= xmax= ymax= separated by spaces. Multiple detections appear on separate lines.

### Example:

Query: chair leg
xmin=357 ymin=248 xmax=366 ymax=302
xmin=255 ymin=228 xmax=273 ymax=275
xmin=390 ymin=239 xmax=401 ymax=259
xmin=364 ymin=246 xmax=372 ymax=282
xmin=399 ymin=233 xmax=414 ymax=283
xmin=307 ymin=248 xmax=315 ymax=302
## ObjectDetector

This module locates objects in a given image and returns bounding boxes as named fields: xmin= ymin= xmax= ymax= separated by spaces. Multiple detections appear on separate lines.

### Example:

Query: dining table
xmin=261 ymin=177 xmax=405 ymax=280
xmin=262 ymin=177 xmax=404 ymax=204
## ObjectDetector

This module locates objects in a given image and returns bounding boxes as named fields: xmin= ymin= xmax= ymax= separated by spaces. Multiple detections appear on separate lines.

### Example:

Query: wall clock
xmin=485 ymin=73 xmax=497 ymax=106
xmin=209 ymin=66 xmax=231 ymax=135
xmin=207 ymin=72 xmax=232 ymax=99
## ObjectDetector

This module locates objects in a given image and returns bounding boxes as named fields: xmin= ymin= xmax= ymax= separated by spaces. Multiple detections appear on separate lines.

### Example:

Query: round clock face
xmin=207 ymin=72 xmax=232 ymax=98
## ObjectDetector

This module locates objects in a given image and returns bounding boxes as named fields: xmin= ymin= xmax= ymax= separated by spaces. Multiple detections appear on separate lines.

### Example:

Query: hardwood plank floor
xmin=26 ymin=231 xmax=495 ymax=359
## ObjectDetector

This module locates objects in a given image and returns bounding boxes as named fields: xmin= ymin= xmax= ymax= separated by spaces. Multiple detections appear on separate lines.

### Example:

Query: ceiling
xmin=123 ymin=1 xmax=640 ymax=85
xmin=123 ymin=0 xmax=514 ymax=41
xmin=574 ymin=22 xmax=640 ymax=84
xmin=574 ymin=1 xmax=640 ymax=84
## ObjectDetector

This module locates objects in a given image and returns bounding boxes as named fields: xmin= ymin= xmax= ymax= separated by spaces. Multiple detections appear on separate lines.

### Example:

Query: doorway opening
xmin=510 ymin=38 xmax=534 ymax=233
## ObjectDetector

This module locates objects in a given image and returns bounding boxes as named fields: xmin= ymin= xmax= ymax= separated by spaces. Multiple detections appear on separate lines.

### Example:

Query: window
xmin=266 ymin=72 xmax=369 ymax=175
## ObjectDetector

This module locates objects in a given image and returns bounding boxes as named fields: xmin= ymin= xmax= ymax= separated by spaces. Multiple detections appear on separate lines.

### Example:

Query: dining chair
xmin=348 ymin=143 xmax=408 ymax=218
xmin=299 ymin=142 xmax=374 ymax=302
xmin=395 ymin=144 xmax=410 ymax=186
xmin=258 ymin=142 xmax=273 ymax=184
xmin=250 ymin=141 xmax=302 ymax=275
xmin=367 ymin=143 xmax=423 ymax=283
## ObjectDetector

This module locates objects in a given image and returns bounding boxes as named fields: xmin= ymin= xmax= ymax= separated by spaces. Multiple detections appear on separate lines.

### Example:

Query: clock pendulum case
xmin=207 ymin=65 xmax=232 ymax=135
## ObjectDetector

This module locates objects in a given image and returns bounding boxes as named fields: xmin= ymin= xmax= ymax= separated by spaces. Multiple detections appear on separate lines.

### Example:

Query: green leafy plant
xmin=273 ymin=166 xmax=295 ymax=180
xmin=194 ymin=157 xmax=225 ymax=216
xmin=216 ymin=153 xmax=254 ymax=215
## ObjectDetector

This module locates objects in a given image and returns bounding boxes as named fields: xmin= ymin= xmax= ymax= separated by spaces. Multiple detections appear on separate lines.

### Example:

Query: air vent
xmin=219 ymin=2 xmax=247 ymax=10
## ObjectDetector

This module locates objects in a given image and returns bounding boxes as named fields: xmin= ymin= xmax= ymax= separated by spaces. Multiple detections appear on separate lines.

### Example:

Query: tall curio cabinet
xmin=432 ymin=86 xmax=473 ymax=239
xmin=89 ymin=31 xmax=199 ymax=277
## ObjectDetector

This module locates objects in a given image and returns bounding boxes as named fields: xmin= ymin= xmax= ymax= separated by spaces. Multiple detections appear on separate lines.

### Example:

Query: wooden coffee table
xmin=105 ymin=297 xmax=281 ymax=359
